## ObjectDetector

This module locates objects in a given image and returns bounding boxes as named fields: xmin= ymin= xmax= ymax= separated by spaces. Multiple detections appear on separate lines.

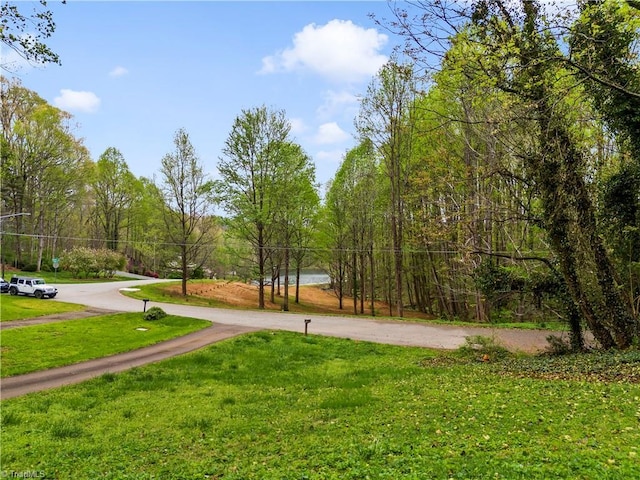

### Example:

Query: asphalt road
xmin=54 ymin=278 xmax=561 ymax=351
xmin=1 ymin=278 xmax=564 ymax=399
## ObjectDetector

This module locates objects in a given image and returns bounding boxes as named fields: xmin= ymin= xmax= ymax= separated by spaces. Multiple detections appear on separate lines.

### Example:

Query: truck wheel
xmin=9 ymin=286 xmax=18 ymax=296
xmin=34 ymin=290 xmax=44 ymax=299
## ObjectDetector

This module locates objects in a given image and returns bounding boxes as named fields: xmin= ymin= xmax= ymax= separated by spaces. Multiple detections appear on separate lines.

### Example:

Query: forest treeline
xmin=1 ymin=1 xmax=639 ymax=349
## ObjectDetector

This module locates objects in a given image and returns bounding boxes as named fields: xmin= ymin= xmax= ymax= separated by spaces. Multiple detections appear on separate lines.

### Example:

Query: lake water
xmin=266 ymin=269 xmax=330 ymax=285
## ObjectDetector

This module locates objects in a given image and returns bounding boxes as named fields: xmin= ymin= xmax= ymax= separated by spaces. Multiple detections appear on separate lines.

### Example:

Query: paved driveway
xmin=1 ymin=279 xmax=565 ymax=399
xmin=56 ymin=279 xmax=560 ymax=352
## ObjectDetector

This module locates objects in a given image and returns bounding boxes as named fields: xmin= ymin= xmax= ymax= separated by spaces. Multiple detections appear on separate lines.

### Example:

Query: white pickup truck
xmin=8 ymin=276 xmax=58 ymax=299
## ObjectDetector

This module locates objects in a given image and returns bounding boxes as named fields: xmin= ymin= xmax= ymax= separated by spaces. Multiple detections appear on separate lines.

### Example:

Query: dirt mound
xmin=163 ymin=281 xmax=433 ymax=319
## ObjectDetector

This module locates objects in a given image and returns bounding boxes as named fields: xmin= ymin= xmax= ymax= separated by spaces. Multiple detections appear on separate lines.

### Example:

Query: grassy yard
xmin=0 ymin=313 xmax=210 ymax=377
xmin=1 ymin=331 xmax=638 ymax=479
xmin=0 ymin=294 xmax=85 ymax=322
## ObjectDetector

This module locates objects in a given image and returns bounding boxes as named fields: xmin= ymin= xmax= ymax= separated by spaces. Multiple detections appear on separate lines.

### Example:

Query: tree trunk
xmin=283 ymin=247 xmax=290 ymax=312
xmin=295 ymin=263 xmax=301 ymax=304
xmin=521 ymin=0 xmax=637 ymax=348
xmin=181 ymin=244 xmax=188 ymax=296
xmin=258 ymin=228 xmax=265 ymax=309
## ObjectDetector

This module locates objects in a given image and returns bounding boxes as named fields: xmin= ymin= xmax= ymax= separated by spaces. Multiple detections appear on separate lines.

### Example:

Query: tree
xmin=1 ymin=0 xmax=65 ymax=71
xmin=357 ymin=60 xmax=417 ymax=317
xmin=381 ymin=0 xmax=639 ymax=347
xmin=1 ymin=76 xmax=91 ymax=271
xmin=270 ymin=142 xmax=318 ymax=311
xmin=124 ymin=177 xmax=166 ymax=276
xmin=571 ymin=0 xmax=640 ymax=318
xmin=326 ymin=140 xmax=379 ymax=315
xmin=90 ymin=147 xmax=138 ymax=251
xmin=159 ymin=128 xmax=216 ymax=295
xmin=216 ymin=106 xmax=292 ymax=309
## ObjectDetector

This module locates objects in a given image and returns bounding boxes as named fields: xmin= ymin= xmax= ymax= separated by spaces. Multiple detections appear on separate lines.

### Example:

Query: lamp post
xmin=0 ymin=213 xmax=31 ymax=279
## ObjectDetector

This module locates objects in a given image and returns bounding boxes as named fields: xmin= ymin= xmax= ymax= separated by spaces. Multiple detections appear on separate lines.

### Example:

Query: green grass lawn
xmin=0 ymin=313 xmax=210 ymax=377
xmin=0 ymin=294 xmax=86 ymax=322
xmin=1 ymin=331 xmax=638 ymax=479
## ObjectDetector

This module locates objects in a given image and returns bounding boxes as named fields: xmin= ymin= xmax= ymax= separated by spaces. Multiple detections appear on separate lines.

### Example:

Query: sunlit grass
xmin=0 ymin=294 xmax=85 ymax=322
xmin=0 ymin=313 xmax=210 ymax=376
xmin=1 ymin=332 xmax=638 ymax=479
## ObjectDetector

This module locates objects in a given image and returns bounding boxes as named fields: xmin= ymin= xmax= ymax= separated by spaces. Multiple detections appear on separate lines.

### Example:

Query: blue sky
xmin=5 ymin=1 xmax=402 ymax=191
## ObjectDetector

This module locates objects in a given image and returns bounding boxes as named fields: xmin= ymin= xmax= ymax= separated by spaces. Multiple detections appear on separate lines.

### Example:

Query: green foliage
xmin=0 ymin=1 xmax=62 ymax=67
xmin=143 ymin=306 xmax=167 ymax=321
xmin=473 ymin=261 xmax=518 ymax=299
xmin=91 ymin=147 xmax=141 ymax=252
xmin=494 ymin=349 xmax=640 ymax=383
xmin=60 ymin=246 xmax=126 ymax=278
xmin=191 ymin=266 xmax=205 ymax=279
xmin=545 ymin=334 xmax=573 ymax=356
xmin=159 ymin=128 xmax=217 ymax=294
xmin=457 ymin=334 xmax=511 ymax=361
xmin=1 ymin=333 xmax=639 ymax=478
xmin=600 ymin=162 xmax=640 ymax=264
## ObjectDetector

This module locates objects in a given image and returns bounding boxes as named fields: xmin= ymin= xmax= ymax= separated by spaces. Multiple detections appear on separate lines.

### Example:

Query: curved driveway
xmin=1 ymin=279 xmax=564 ymax=399
xmin=56 ymin=279 xmax=558 ymax=352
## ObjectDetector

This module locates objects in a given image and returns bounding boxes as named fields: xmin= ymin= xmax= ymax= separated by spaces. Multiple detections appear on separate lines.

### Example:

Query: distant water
xmin=266 ymin=269 xmax=330 ymax=285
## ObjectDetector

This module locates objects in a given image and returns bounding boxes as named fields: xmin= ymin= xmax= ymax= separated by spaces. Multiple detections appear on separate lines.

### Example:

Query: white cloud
xmin=288 ymin=117 xmax=309 ymax=135
xmin=109 ymin=66 xmax=128 ymax=77
xmin=317 ymin=89 xmax=359 ymax=120
xmin=54 ymin=89 xmax=101 ymax=113
xmin=313 ymin=122 xmax=350 ymax=145
xmin=260 ymin=19 xmax=388 ymax=83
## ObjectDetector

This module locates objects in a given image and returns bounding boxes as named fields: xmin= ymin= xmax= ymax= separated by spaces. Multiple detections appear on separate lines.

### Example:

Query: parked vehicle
xmin=8 ymin=276 xmax=58 ymax=299
xmin=0 ymin=277 xmax=9 ymax=293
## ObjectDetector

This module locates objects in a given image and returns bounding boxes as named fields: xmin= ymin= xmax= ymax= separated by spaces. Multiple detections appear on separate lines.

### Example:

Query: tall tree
xmin=1 ymin=76 xmax=90 ymax=270
xmin=90 ymin=147 xmax=138 ymax=251
xmin=357 ymin=60 xmax=417 ymax=317
xmin=159 ymin=128 xmax=215 ymax=295
xmin=382 ymin=0 xmax=639 ymax=347
xmin=216 ymin=106 xmax=292 ymax=309
xmin=571 ymin=0 xmax=640 ymax=318
xmin=271 ymin=142 xmax=318 ymax=311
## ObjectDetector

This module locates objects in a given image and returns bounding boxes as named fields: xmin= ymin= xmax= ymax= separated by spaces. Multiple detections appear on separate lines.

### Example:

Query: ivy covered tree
xmin=379 ymin=0 xmax=640 ymax=348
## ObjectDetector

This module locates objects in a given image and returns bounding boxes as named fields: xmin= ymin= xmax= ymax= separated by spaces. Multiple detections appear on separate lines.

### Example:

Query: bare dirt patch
xmin=163 ymin=281 xmax=433 ymax=320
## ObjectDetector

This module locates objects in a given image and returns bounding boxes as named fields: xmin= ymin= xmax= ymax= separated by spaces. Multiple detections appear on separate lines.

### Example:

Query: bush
xmin=545 ymin=334 xmax=573 ymax=355
xmin=143 ymin=307 xmax=167 ymax=321
xmin=458 ymin=335 xmax=510 ymax=361
xmin=61 ymin=247 xmax=125 ymax=278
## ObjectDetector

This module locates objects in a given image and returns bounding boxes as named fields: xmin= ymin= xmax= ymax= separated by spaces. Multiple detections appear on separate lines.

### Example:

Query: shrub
xmin=61 ymin=247 xmax=125 ymax=278
xmin=143 ymin=307 xmax=167 ymax=321
xmin=458 ymin=335 xmax=510 ymax=361
xmin=545 ymin=334 xmax=573 ymax=355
